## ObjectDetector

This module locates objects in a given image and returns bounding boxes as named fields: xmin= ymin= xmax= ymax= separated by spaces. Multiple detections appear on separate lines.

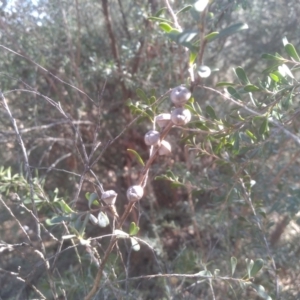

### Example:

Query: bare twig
xmin=0 ymin=267 xmax=46 ymax=299
xmin=239 ymin=179 xmax=279 ymax=299
xmin=0 ymin=195 xmax=32 ymax=244
xmin=0 ymin=45 xmax=96 ymax=106
xmin=1 ymin=92 xmax=58 ymax=298
xmin=165 ymin=0 xmax=182 ymax=31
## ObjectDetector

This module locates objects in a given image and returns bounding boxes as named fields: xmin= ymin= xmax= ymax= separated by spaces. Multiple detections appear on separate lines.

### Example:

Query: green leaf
xmin=284 ymin=43 xmax=300 ymax=61
xmin=46 ymin=215 xmax=71 ymax=225
xmin=148 ymin=95 xmax=156 ymax=105
xmin=166 ymin=29 xmax=181 ymax=42
xmin=177 ymin=30 xmax=198 ymax=42
xmin=189 ymin=51 xmax=198 ymax=65
xmin=261 ymin=53 xmax=285 ymax=61
xmin=129 ymin=222 xmax=140 ymax=236
xmin=251 ymin=284 xmax=272 ymax=300
xmin=127 ymin=149 xmax=145 ymax=166
xmin=87 ymin=192 xmax=98 ymax=208
xmin=259 ymin=118 xmax=269 ymax=135
xmin=170 ymin=182 xmax=185 ymax=188
xmin=233 ymin=132 xmax=240 ymax=154
xmin=136 ymin=88 xmax=148 ymax=103
xmin=159 ymin=22 xmax=174 ymax=33
xmin=269 ymin=73 xmax=279 ymax=82
xmin=165 ymin=169 xmax=178 ymax=181
xmin=245 ymin=129 xmax=257 ymax=141
xmin=206 ymin=105 xmax=217 ymax=120
xmin=57 ymin=199 xmax=74 ymax=213
xmin=216 ymin=82 xmax=236 ymax=87
xmin=235 ymin=67 xmax=250 ymax=85
xmin=79 ymin=213 xmax=90 ymax=236
xmin=208 ymin=23 xmax=248 ymax=41
xmin=231 ymin=256 xmax=237 ymax=276
xmin=193 ymin=121 xmax=210 ymax=131
xmin=244 ymin=84 xmax=260 ymax=92
xmin=148 ymin=16 xmax=172 ymax=23
xmin=246 ymin=258 xmax=254 ymax=278
xmin=154 ymin=7 xmax=167 ymax=17
xmin=227 ymin=86 xmax=241 ymax=100
xmin=250 ymin=258 xmax=264 ymax=277
xmin=204 ymin=31 xmax=219 ymax=42
xmin=176 ymin=5 xmax=192 ymax=14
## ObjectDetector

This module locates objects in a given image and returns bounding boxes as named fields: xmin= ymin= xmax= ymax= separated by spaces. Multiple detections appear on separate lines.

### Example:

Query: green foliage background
xmin=0 ymin=0 xmax=300 ymax=299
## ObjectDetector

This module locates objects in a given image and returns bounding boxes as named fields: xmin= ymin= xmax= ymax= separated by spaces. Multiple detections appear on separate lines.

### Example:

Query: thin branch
xmin=165 ymin=0 xmax=182 ymax=31
xmin=0 ymin=93 xmax=39 ymax=235
xmin=239 ymin=179 xmax=279 ymax=299
xmin=0 ymin=45 xmax=96 ymax=106
xmin=202 ymin=85 xmax=300 ymax=147
xmin=0 ymin=195 xmax=32 ymax=244
xmin=1 ymin=92 xmax=58 ymax=299
xmin=0 ymin=268 xmax=46 ymax=299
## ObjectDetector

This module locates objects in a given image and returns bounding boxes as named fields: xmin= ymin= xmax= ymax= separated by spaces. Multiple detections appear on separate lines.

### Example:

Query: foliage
xmin=0 ymin=0 xmax=300 ymax=299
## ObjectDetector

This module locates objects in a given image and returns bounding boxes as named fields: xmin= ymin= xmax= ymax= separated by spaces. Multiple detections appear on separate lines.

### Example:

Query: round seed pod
xmin=126 ymin=185 xmax=144 ymax=202
xmin=171 ymin=108 xmax=192 ymax=126
xmin=155 ymin=113 xmax=171 ymax=128
xmin=170 ymin=86 xmax=191 ymax=107
xmin=101 ymin=190 xmax=117 ymax=205
xmin=144 ymin=130 xmax=160 ymax=146
xmin=158 ymin=140 xmax=172 ymax=156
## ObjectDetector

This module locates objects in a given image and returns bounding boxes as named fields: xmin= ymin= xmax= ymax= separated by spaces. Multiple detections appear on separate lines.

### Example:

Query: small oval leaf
xmin=231 ymin=256 xmax=237 ymax=276
xmin=136 ymin=88 xmax=148 ymax=103
xmin=259 ymin=118 xmax=269 ymax=135
xmin=127 ymin=149 xmax=145 ymax=166
xmin=235 ymin=67 xmax=250 ymax=85
xmin=212 ymin=23 xmax=248 ymax=41
xmin=250 ymin=258 xmax=264 ymax=277
xmin=204 ymin=31 xmax=219 ymax=42
xmin=216 ymin=82 xmax=236 ymax=87
xmin=227 ymin=86 xmax=241 ymax=100
xmin=176 ymin=5 xmax=192 ymax=14
xmin=261 ymin=53 xmax=285 ymax=61
xmin=284 ymin=43 xmax=300 ymax=62
xmin=206 ymin=105 xmax=217 ymax=120
xmin=159 ymin=22 xmax=173 ymax=33
xmin=244 ymin=84 xmax=260 ymax=92
xmin=129 ymin=222 xmax=140 ymax=236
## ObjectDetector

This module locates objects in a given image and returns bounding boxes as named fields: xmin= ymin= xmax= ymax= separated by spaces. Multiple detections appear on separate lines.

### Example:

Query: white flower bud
xmin=126 ymin=185 xmax=144 ymax=202
xmin=158 ymin=140 xmax=172 ymax=156
xmin=155 ymin=113 xmax=171 ymax=128
xmin=144 ymin=130 xmax=160 ymax=146
xmin=101 ymin=190 xmax=117 ymax=205
xmin=97 ymin=211 xmax=110 ymax=228
xmin=198 ymin=65 xmax=211 ymax=78
xmin=171 ymin=108 xmax=192 ymax=126
xmin=89 ymin=214 xmax=98 ymax=225
xmin=170 ymin=86 xmax=191 ymax=107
